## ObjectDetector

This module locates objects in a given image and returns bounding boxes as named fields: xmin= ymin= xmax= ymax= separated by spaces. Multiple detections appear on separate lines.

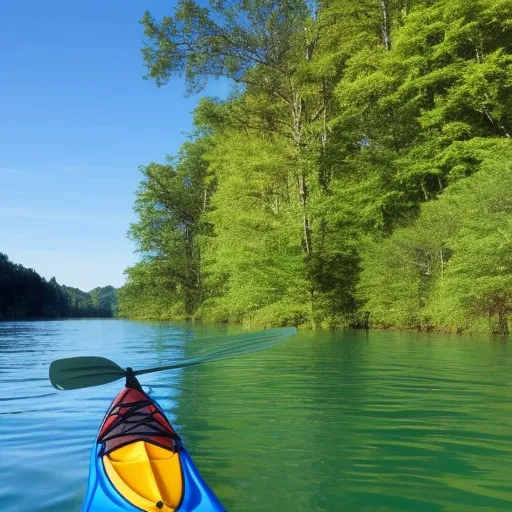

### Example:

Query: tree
xmin=125 ymin=0 xmax=512 ymax=330
xmin=440 ymin=149 xmax=512 ymax=335
xmin=0 ymin=253 xmax=117 ymax=319
xmin=119 ymin=138 xmax=212 ymax=318
xmin=358 ymin=140 xmax=512 ymax=334
xmin=196 ymin=129 xmax=310 ymax=326
xmin=336 ymin=0 xmax=512 ymax=211
xmin=141 ymin=0 xmax=340 ymax=258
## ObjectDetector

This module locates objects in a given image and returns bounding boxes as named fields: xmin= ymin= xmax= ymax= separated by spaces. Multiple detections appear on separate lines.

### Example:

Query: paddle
xmin=49 ymin=327 xmax=296 ymax=390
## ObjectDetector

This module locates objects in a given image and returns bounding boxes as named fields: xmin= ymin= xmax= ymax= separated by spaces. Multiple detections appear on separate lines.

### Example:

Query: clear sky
xmin=0 ymin=0 xmax=226 ymax=291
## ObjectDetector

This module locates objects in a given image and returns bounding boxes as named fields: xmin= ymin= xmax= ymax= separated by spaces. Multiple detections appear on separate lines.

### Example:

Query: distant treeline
xmin=0 ymin=253 xmax=118 ymax=319
xmin=119 ymin=0 xmax=512 ymax=335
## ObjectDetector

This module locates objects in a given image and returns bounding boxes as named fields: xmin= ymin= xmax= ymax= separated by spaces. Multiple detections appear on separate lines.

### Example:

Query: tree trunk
xmin=492 ymin=311 xmax=509 ymax=336
xmin=297 ymin=173 xmax=312 ymax=255
xmin=380 ymin=0 xmax=392 ymax=51
xmin=292 ymin=91 xmax=312 ymax=256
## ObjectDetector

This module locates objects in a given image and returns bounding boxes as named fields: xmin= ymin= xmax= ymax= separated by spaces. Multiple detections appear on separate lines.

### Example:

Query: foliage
xmin=119 ymin=0 xmax=512 ymax=335
xmin=359 ymin=141 xmax=512 ymax=334
xmin=196 ymin=130 xmax=310 ymax=326
xmin=0 ymin=253 xmax=117 ymax=319
xmin=119 ymin=138 xmax=212 ymax=319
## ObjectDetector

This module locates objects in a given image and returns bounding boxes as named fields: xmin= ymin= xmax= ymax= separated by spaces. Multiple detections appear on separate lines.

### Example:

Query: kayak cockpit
xmin=103 ymin=440 xmax=183 ymax=512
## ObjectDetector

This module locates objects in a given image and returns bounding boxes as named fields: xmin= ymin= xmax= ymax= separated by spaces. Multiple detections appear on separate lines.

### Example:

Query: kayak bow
xmin=50 ymin=329 xmax=298 ymax=510
xmin=82 ymin=373 xmax=226 ymax=512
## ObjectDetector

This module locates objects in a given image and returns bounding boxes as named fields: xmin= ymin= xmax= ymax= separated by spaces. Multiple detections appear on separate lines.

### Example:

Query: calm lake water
xmin=1 ymin=320 xmax=511 ymax=511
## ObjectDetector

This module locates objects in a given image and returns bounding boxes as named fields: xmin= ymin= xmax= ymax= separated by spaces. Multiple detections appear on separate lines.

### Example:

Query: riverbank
xmin=115 ymin=312 xmax=510 ymax=338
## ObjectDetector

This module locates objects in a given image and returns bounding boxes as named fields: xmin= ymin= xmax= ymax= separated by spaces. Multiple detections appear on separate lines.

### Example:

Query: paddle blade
xmin=49 ymin=356 xmax=126 ymax=390
xmin=134 ymin=327 xmax=297 ymax=376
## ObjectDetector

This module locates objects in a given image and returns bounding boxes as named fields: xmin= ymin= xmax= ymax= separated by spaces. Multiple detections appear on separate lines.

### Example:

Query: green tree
xmin=358 ymin=141 xmax=512 ymax=335
xmin=196 ymin=130 xmax=310 ymax=326
xmin=336 ymin=0 xmax=512 ymax=212
xmin=119 ymin=138 xmax=212 ymax=318
xmin=440 ymin=150 xmax=512 ymax=335
xmin=0 ymin=253 xmax=117 ymax=319
xmin=125 ymin=0 xmax=512 ymax=330
xmin=142 ymin=0 xmax=322 ymax=255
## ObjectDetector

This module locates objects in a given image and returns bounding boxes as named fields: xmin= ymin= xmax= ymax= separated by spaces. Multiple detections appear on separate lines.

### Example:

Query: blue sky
xmin=0 ymin=0 xmax=227 ymax=291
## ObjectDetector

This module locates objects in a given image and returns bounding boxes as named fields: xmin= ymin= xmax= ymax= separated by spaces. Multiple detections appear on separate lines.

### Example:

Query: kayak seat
xmin=103 ymin=440 xmax=183 ymax=512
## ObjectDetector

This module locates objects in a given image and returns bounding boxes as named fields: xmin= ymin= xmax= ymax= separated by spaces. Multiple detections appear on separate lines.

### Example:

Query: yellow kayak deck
xmin=103 ymin=440 xmax=183 ymax=512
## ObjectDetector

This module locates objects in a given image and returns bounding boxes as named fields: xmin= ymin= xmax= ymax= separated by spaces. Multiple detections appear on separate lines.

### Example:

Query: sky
xmin=0 ymin=0 xmax=227 ymax=291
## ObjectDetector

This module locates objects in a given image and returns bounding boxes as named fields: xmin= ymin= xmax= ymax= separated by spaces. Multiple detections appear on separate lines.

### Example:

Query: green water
xmin=1 ymin=320 xmax=512 ymax=511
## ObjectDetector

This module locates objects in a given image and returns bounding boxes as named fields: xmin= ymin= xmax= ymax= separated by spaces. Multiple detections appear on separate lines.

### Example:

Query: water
xmin=1 ymin=320 xmax=512 ymax=511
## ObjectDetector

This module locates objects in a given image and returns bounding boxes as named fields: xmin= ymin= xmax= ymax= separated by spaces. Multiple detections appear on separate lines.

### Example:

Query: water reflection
xmin=0 ymin=320 xmax=511 ymax=511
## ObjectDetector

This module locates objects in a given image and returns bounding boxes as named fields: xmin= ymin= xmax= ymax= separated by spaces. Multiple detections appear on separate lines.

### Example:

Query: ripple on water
xmin=1 ymin=321 xmax=512 ymax=511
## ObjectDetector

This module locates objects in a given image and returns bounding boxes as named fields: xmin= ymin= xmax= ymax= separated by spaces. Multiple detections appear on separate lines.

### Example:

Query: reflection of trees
xmin=171 ymin=329 xmax=370 ymax=511
xmin=169 ymin=329 xmax=512 ymax=511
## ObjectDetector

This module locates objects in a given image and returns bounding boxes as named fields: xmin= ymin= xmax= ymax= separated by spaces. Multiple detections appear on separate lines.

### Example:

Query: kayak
xmin=49 ymin=330 xmax=297 ymax=511
xmin=81 ymin=374 xmax=227 ymax=512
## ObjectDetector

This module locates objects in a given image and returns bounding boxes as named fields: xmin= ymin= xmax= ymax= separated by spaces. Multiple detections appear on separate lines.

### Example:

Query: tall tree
xmin=336 ymin=0 xmax=512 ymax=208
xmin=141 ymin=0 xmax=334 ymax=258
xmin=196 ymin=129 xmax=310 ymax=326
xmin=120 ymin=138 xmax=212 ymax=318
